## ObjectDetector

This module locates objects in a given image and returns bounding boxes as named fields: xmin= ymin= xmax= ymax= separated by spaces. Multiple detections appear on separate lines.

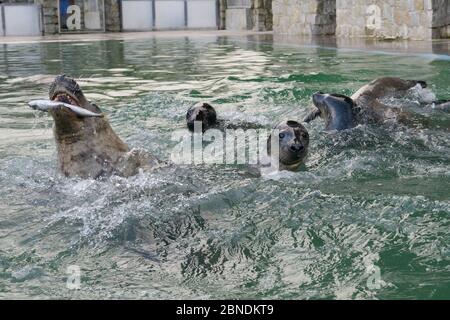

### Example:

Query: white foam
xmin=407 ymin=83 xmax=436 ymax=104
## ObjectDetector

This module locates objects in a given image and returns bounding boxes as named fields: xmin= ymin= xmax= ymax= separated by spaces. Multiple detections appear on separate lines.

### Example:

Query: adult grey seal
xmin=29 ymin=75 xmax=160 ymax=179
xmin=304 ymin=77 xmax=440 ymax=131
xmin=266 ymin=120 xmax=309 ymax=171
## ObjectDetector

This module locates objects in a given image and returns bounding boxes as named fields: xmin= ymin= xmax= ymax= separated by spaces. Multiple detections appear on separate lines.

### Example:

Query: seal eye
xmin=279 ymin=133 xmax=285 ymax=139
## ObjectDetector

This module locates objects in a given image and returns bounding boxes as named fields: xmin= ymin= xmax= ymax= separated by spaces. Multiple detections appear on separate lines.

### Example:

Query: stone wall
xmin=432 ymin=0 xmax=450 ymax=38
xmin=219 ymin=0 xmax=227 ymax=29
xmin=272 ymin=0 xmax=449 ymax=40
xmin=226 ymin=8 xmax=253 ymax=30
xmin=336 ymin=0 xmax=434 ymax=40
xmin=104 ymin=0 xmax=121 ymax=32
xmin=272 ymin=0 xmax=335 ymax=35
xmin=253 ymin=0 xmax=273 ymax=31
xmin=34 ymin=0 xmax=59 ymax=35
xmin=316 ymin=0 xmax=335 ymax=35
xmin=225 ymin=0 xmax=272 ymax=31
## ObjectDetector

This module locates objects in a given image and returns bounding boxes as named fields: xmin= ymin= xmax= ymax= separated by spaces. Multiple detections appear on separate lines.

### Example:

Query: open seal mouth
xmin=52 ymin=91 xmax=80 ymax=106
xmin=28 ymin=74 xmax=103 ymax=118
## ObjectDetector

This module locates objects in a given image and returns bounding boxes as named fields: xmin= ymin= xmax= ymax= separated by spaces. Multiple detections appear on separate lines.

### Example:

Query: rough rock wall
xmin=272 ymin=0 xmax=335 ymax=35
xmin=225 ymin=0 xmax=272 ymax=31
xmin=104 ymin=0 xmax=121 ymax=32
xmin=253 ymin=0 xmax=273 ymax=31
xmin=336 ymin=0 xmax=433 ymax=40
xmin=272 ymin=0 xmax=449 ymax=39
xmin=432 ymin=0 xmax=450 ymax=38
xmin=35 ymin=0 xmax=59 ymax=34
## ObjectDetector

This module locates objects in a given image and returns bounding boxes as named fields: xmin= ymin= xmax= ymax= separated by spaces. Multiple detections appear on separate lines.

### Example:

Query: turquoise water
xmin=0 ymin=36 xmax=449 ymax=299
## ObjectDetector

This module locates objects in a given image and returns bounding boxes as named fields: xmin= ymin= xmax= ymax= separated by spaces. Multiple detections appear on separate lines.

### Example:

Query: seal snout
xmin=312 ymin=91 xmax=326 ymax=105
xmin=289 ymin=143 xmax=304 ymax=152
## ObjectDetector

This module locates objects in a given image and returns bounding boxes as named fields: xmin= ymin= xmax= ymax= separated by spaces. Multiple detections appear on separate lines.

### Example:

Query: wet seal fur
xmin=31 ymin=75 xmax=161 ymax=179
xmin=266 ymin=120 xmax=309 ymax=171
xmin=433 ymin=100 xmax=450 ymax=112
xmin=186 ymin=102 xmax=217 ymax=132
xmin=304 ymin=77 xmax=448 ymax=131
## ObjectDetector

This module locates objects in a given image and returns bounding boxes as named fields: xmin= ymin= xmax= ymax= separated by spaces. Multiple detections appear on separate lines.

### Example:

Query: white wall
xmin=3 ymin=5 xmax=42 ymax=36
xmin=121 ymin=0 xmax=219 ymax=31
xmin=122 ymin=1 xmax=153 ymax=30
xmin=154 ymin=1 xmax=185 ymax=29
xmin=187 ymin=0 xmax=217 ymax=28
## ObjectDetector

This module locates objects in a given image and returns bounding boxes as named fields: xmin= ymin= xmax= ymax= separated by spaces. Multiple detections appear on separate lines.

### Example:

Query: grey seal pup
xmin=266 ymin=120 xmax=309 ymax=171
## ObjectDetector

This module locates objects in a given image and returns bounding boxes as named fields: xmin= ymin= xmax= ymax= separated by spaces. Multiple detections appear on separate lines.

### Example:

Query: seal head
xmin=186 ymin=102 xmax=217 ymax=132
xmin=47 ymin=75 xmax=105 ymax=136
xmin=305 ymin=92 xmax=358 ymax=131
xmin=267 ymin=120 xmax=309 ymax=171
xmin=305 ymin=77 xmax=429 ymax=131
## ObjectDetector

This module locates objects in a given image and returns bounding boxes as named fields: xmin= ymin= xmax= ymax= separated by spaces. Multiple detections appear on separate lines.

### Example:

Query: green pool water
xmin=0 ymin=35 xmax=449 ymax=299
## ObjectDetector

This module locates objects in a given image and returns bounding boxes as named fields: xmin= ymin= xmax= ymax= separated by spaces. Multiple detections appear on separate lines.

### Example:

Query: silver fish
xmin=28 ymin=99 xmax=103 ymax=118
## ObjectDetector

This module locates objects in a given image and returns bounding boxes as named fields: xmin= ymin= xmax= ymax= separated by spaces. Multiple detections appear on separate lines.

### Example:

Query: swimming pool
xmin=0 ymin=34 xmax=449 ymax=299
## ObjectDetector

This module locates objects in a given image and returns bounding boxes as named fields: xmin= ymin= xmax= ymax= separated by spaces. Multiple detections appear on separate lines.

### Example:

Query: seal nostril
xmin=290 ymin=145 xmax=303 ymax=152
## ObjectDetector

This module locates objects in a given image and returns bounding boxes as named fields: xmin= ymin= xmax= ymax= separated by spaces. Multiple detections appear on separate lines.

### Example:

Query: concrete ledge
xmin=0 ymin=30 xmax=449 ymax=59
xmin=272 ymin=34 xmax=450 ymax=57
xmin=0 ymin=29 xmax=273 ymax=44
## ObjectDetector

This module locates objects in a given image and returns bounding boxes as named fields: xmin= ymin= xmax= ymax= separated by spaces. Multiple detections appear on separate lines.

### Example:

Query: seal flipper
xmin=303 ymin=108 xmax=321 ymax=123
